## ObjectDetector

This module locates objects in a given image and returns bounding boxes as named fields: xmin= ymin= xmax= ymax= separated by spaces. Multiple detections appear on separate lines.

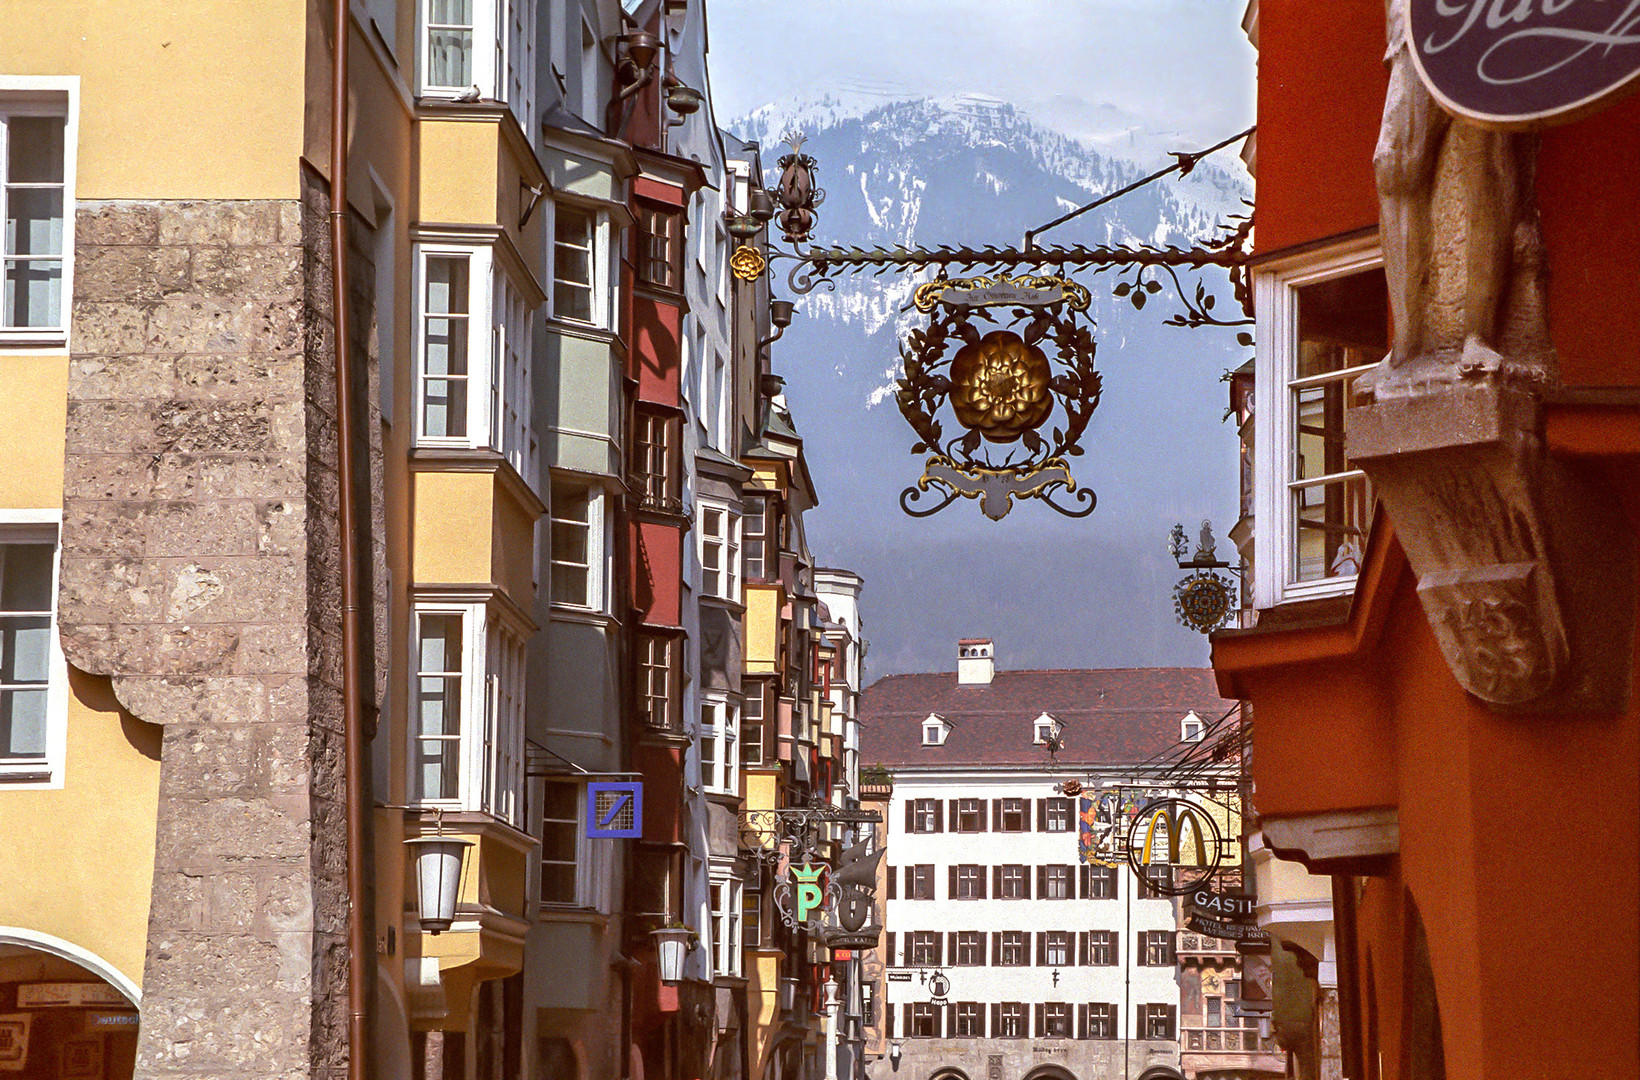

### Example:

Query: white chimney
xmin=957 ymin=638 xmax=994 ymax=685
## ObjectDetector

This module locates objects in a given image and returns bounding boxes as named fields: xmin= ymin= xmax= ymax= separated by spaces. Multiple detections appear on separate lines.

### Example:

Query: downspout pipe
xmin=329 ymin=5 xmax=373 ymax=1080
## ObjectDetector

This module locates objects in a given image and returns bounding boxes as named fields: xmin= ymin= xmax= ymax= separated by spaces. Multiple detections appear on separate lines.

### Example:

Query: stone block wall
xmin=60 ymin=171 xmax=383 ymax=1080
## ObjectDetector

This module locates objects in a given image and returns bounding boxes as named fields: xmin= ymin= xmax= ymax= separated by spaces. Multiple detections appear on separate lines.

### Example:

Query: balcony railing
xmin=1182 ymin=1027 xmax=1278 ymax=1053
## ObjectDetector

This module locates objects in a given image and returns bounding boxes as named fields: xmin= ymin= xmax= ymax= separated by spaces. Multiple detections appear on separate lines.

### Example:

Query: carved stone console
xmin=1348 ymin=380 xmax=1632 ymax=711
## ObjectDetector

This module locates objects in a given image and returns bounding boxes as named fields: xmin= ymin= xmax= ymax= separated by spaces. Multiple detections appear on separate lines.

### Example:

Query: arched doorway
xmin=930 ymin=1068 xmax=972 ymax=1080
xmin=1136 ymin=1067 xmax=1185 ymax=1080
xmin=1022 ymin=1065 xmax=1078 ymax=1080
xmin=0 ymin=934 xmax=139 ymax=1080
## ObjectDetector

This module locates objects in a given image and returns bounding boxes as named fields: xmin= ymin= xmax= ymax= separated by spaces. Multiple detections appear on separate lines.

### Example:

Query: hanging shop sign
xmin=896 ymin=275 xmax=1102 ymax=520
xmin=1185 ymin=890 xmax=1270 ymax=945
xmin=824 ymin=840 xmax=885 ymax=950
xmin=1125 ymin=798 xmax=1226 ymax=896
xmin=1408 ymin=0 xmax=1640 ymax=126
xmin=586 ymin=782 xmax=642 ymax=839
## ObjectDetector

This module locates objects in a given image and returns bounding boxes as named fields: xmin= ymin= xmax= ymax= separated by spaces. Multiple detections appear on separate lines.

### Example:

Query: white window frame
xmin=408 ymin=596 xmax=527 ymax=826
xmin=697 ymin=498 xmax=740 ymax=602
xmin=491 ymin=268 xmax=537 ymax=488
xmin=1033 ymin=712 xmax=1060 ymax=746
xmin=533 ymin=775 xmax=614 ymax=911
xmin=0 ymin=512 xmax=66 ymax=788
xmin=413 ymin=243 xmax=490 ymax=450
xmin=708 ymin=868 xmax=743 ymax=978
xmin=1182 ymin=711 xmax=1205 ymax=742
xmin=699 ymin=694 xmax=739 ymax=796
xmin=920 ymin=713 xmax=947 ymax=747
xmin=419 ymin=0 xmax=533 ymax=123
xmin=548 ymin=200 xmax=611 ymax=329
xmin=1252 ymin=237 xmax=1382 ymax=607
xmin=549 ymin=480 xmax=607 ymax=613
xmin=0 ymin=79 xmax=77 ymax=347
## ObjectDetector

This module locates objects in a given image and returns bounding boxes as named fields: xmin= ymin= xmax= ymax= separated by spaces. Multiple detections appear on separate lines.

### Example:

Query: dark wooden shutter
xmin=991 ymin=932 xmax=1001 ymax=966
xmin=886 ymin=1000 xmax=894 ymax=1037
xmin=1078 ymin=931 xmax=1088 ymax=966
xmin=1036 ymin=798 xmax=1047 ymax=830
xmin=1034 ymin=1003 xmax=1044 ymax=1038
xmin=904 ymin=801 xmax=915 ymax=833
xmin=904 ymin=866 xmax=913 ymax=898
xmin=978 ymin=799 xmax=988 ymax=831
xmin=1078 ymin=864 xmax=1087 ymax=899
xmin=992 ymin=866 xmax=1002 ymax=898
xmin=887 ymin=869 xmax=897 ymax=900
xmin=946 ymin=1003 xmax=956 ymax=1037
xmin=949 ymin=800 xmax=959 ymax=831
xmin=977 ymin=867 xmax=987 ymax=899
xmin=1136 ymin=1003 xmax=1145 ymax=1038
xmin=1035 ymin=865 xmax=1046 ymax=899
xmin=991 ymin=1003 xmax=1001 ymax=1039
xmin=934 ymin=801 xmax=944 ymax=832
xmin=949 ymin=865 xmax=958 ymax=899
xmin=1035 ymin=932 xmax=1046 ymax=966
xmin=1166 ymin=1004 xmax=1177 ymax=1040
xmin=978 ymin=933 xmax=988 ymax=966
xmin=1110 ymin=865 xmax=1120 ymax=900
xmin=905 ymin=1003 xmax=914 ymax=1037
xmin=1077 ymin=1003 xmax=1087 ymax=1040
xmin=886 ymin=932 xmax=895 ymax=966
xmin=947 ymin=932 xmax=957 ymax=965
xmin=1166 ymin=931 xmax=1176 ymax=966
xmin=1137 ymin=931 xmax=1147 ymax=965
xmin=992 ymin=800 xmax=1002 ymax=830
xmin=933 ymin=934 xmax=943 ymax=966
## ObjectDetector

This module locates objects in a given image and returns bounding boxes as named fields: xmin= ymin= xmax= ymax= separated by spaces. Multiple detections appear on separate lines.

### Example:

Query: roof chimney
xmin=957 ymin=638 xmax=994 ymax=685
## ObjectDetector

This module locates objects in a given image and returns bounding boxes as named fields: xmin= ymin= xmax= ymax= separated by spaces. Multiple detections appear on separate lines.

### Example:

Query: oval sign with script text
xmin=1408 ymin=0 xmax=1640 ymax=126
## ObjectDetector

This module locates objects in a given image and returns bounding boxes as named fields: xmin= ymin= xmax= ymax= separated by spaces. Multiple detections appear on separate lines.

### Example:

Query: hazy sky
xmin=706 ymin=0 xmax=1257 ymax=146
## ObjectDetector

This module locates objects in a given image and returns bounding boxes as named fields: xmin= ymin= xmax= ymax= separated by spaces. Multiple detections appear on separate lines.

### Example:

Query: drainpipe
xmin=329 ymin=4 xmax=373 ymax=1080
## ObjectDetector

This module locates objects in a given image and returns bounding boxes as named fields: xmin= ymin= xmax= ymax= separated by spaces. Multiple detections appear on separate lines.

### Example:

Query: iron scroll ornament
xmin=895 ymin=275 xmax=1101 ymax=519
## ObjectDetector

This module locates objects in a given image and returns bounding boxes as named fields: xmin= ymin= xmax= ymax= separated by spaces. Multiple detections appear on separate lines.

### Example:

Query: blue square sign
xmin=587 ymin=782 xmax=642 ymax=838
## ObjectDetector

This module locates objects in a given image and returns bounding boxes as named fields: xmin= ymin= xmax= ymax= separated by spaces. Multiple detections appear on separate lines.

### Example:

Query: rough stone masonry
xmin=59 ymin=170 xmax=385 ymax=1080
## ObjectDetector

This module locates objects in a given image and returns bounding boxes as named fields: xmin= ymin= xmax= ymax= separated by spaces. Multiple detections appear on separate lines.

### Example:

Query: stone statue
xmin=1367 ymin=0 xmax=1554 ymax=398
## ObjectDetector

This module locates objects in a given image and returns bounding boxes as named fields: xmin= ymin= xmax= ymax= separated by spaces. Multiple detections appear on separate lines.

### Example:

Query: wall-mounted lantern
xmin=403 ymin=835 xmax=474 ymax=934
xmin=652 ymin=925 xmax=693 ymax=983
xmin=888 ymin=1040 xmax=903 ymax=1072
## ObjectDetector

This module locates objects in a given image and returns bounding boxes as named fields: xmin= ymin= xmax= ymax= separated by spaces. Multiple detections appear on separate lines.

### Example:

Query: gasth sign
xmin=1408 ymin=0 xmax=1640 ymax=126
xmin=1185 ymin=889 xmax=1271 ymax=945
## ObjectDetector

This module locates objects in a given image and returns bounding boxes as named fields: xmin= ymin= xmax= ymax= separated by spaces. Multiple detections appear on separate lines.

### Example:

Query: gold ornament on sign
xmin=730 ymin=242 xmax=767 ymax=281
xmin=949 ymin=331 xmax=1054 ymax=442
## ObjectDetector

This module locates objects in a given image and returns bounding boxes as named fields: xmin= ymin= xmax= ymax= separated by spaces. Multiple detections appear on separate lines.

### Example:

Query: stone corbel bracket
xmin=1348 ymin=380 xmax=1634 ymax=711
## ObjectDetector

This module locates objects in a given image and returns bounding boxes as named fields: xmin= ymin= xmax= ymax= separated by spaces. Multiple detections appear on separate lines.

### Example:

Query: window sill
xmin=0 ymin=332 xmax=68 ymax=350
xmin=549 ymin=606 xmax=619 ymax=628
xmin=0 ymin=768 xmax=55 ymax=787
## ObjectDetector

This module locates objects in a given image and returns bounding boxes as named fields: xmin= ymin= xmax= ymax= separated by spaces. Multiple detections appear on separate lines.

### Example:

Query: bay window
xmin=2 ymin=82 xmax=76 ymax=342
xmin=420 ymin=0 xmax=535 ymax=127
xmin=0 ymin=519 xmax=64 ymax=785
xmin=414 ymin=242 xmax=537 ymax=486
xmin=699 ymin=695 xmax=739 ymax=795
xmin=698 ymin=500 xmax=740 ymax=601
xmin=1253 ymin=241 xmax=1385 ymax=605
xmin=534 ymin=776 xmax=613 ymax=910
xmin=740 ymin=680 xmax=768 ymax=766
xmin=636 ymin=204 xmax=680 ymax=289
xmin=632 ymin=411 xmax=678 ymax=513
xmin=638 ymin=633 xmax=677 ymax=731
xmin=410 ymin=597 xmax=526 ymax=825
xmin=709 ymin=871 xmax=742 ymax=978
xmin=552 ymin=202 xmax=609 ymax=327
xmin=743 ymin=496 xmax=771 ymax=581
xmin=550 ymin=481 xmax=606 ymax=611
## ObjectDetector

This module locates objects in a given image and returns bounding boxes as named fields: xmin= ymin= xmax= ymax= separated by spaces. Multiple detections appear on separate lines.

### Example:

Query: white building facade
xmin=860 ymin=640 xmax=1237 ymax=1080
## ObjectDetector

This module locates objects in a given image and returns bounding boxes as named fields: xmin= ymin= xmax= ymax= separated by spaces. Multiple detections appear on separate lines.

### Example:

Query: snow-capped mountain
xmin=725 ymin=95 xmax=1251 ymax=676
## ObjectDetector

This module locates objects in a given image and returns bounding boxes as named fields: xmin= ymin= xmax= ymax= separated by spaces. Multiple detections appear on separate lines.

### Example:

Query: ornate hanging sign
xmin=896 ymin=275 xmax=1102 ymax=519
xmin=1125 ymin=797 xmax=1227 ymax=896
xmin=825 ymin=840 xmax=884 ymax=949
xmin=1407 ymin=0 xmax=1640 ymax=127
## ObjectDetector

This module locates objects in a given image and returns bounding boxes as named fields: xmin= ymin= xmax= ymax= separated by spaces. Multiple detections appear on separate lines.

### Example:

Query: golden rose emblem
xmin=949 ymin=330 xmax=1053 ymax=442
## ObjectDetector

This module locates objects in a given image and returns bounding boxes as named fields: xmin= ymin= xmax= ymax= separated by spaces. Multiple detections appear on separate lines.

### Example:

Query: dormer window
xmin=1034 ymin=713 xmax=1062 ymax=747
xmin=1182 ymin=711 xmax=1205 ymax=742
xmin=922 ymin=714 xmax=950 ymax=747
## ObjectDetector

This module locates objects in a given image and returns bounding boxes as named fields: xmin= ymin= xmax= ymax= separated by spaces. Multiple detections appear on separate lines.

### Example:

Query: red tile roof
xmin=860 ymin=667 xmax=1233 ymax=767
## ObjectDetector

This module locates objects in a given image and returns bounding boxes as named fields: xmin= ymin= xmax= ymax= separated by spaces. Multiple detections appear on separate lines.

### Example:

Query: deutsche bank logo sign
xmin=587 ymin=782 xmax=643 ymax=839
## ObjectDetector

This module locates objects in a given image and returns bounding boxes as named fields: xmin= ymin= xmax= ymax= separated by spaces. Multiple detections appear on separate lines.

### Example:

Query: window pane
xmin=417 ymin=614 xmax=461 ymax=672
xmin=425 ymin=256 xmax=470 ymax=315
xmin=428 ymin=30 xmax=473 ymax=86
xmin=0 ymin=687 xmax=46 ymax=757
xmin=421 ymin=374 xmax=467 ymax=438
xmin=3 ymin=260 xmax=61 ymax=328
xmin=5 ymin=189 xmax=64 ymax=256
xmin=7 ymin=118 xmax=65 ymax=183
xmin=0 ymin=615 xmax=50 ymax=684
xmin=1296 ymin=269 xmax=1388 ymax=379
xmin=0 ymin=543 xmax=53 ymax=611
xmin=551 ymin=520 xmax=589 ymax=565
xmin=1292 ymin=474 xmax=1370 ymax=582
